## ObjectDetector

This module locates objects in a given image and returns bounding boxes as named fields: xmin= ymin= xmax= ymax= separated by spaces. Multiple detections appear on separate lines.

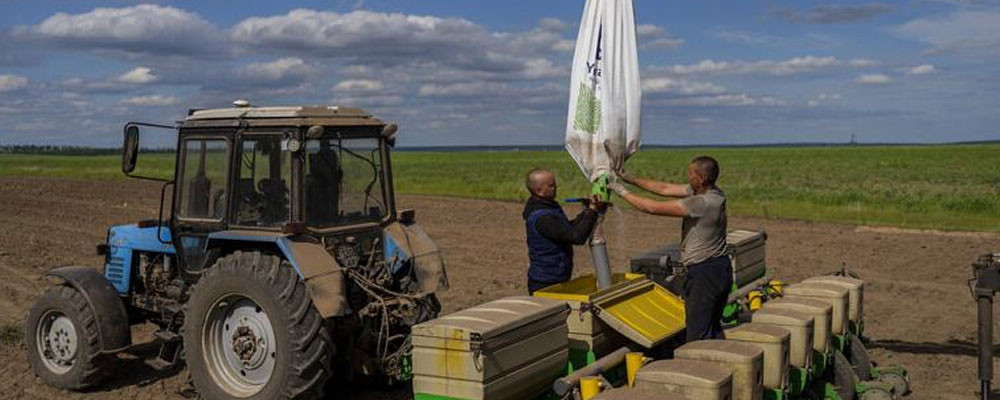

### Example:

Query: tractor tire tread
xmin=184 ymin=251 xmax=333 ymax=400
xmin=25 ymin=285 xmax=109 ymax=390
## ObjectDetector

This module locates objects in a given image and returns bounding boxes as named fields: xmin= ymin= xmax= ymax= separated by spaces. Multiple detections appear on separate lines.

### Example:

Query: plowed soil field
xmin=0 ymin=177 xmax=997 ymax=399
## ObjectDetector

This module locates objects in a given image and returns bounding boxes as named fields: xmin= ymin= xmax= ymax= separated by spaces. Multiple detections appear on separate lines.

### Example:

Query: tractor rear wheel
xmin=184 ymin=251 xmax=333 ymax=400
xmin=24 ymin=285 xmax=108 ymax=390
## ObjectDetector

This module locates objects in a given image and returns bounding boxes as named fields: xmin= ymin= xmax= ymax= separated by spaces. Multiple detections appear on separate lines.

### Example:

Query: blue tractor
xmin=24 ymin=102 xmax=448 ymax=399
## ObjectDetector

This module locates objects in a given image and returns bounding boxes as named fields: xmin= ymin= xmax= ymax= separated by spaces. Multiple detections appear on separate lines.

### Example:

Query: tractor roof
xmin=181 ymin=103 xmax=385 ymax=129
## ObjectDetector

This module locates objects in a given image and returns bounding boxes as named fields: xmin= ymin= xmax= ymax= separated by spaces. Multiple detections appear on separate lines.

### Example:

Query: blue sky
xmin=0 ymin=0 xmax=998 ymax=146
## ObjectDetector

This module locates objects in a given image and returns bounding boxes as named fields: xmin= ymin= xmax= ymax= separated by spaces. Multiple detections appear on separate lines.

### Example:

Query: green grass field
xmin=1 ymin=144 xmax=998 ymax=232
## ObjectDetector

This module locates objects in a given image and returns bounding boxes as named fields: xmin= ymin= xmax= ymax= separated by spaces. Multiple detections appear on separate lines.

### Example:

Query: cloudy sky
xmin=0 ymin=0 xmax=998 ymax=147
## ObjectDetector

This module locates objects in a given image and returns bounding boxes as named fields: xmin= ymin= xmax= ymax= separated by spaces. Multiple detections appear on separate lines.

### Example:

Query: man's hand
xmin=615 ymin=166 xmax=637 ymax=184
xmin=608 ymin=181 xmax=630 ymax=197
xmin=586 ymin=194 xmax=609 ymax=213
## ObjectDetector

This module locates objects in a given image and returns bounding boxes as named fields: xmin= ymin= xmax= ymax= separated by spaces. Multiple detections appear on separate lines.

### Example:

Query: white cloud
xmin=117 ymin=66 xmax=157 ymax=84
xmin=855 ymin=74 xmax=893 ymax=85
xmin=552 ymin=40 xmax=575 ymax=52
xmin=231 ymin=10 xmax=485 ymax=56
xmin=230 ymin=9 xmax=571 ymax=79
xmin=332 ymin=94 xmax=403 ymax=108
xmin=0 ymin=74 xmax=29 ymax=92
xmin=637 ymin=24 xmax=666 ymax=37
xmin=334 ymin=79 xmax=384 ymax=92
xmin=773 ymin=3 xmax=893 ymax=24
xmin=642 ymin=78 xmax=726 ymax=95
xmin=904 ymin=64 xmax=936 ymax=75
xmin=120 ymin=95 xmax=179 ymax=106
xmin=21 ymin=5 xmax=220 ymax=55
xmin=418 ymin=82 xmax=510 ymax=97
xmin=237 ymin=58 xmax=315 ymax=82
xmin=642 ymin=38 xmax=685 ymax=50
xmin=818 ymin=93 xmax=842 ymax=100
xmin=668 ymin=94 xmax=786 ymax=107
xmin=523 ymin=58 xmax=565 ymax=79
xmin=712 ymin=28 xmax=779 ymax=45
xmin=848 ymin=58 xmax=879 ymax=67
xmin=778 ymin=56 xmax=840 ymax=70
xmin=538 ymin=18 xmax=569 ymax=32
xmin=660 ymin=55 xmax=876 ymax=76
xmin=892 ymin=9 xmax=1000 ymax=54
xmin=636 ymin=24 xmax=684 ymax=50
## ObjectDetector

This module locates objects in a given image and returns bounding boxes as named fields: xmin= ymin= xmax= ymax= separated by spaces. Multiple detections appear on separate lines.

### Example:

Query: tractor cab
xmin=122 ymin=104 xmax=404 ymax=276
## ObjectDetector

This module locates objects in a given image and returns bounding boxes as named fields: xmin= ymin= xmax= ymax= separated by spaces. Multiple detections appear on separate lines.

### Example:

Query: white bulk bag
xmin=565 ymin=0 xmax=642 ymax=182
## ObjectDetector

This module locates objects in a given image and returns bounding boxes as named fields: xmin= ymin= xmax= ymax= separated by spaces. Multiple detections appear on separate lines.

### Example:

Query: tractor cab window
xmin=178 ymin=139 xmax=230 ymax=220
xmin=234 ymin=135 xmax=292 ymax=227
xmin=305 ymin=137 xmax=385 ymax=226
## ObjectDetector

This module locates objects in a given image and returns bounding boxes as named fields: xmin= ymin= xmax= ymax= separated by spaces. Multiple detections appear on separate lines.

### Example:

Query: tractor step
xmin=144 ymin=337 xmax=183 ymax=371
xmin=144 ymin=357 xmax=177 ymax=371
xmin=153 ymin=329 xmax=181 ymax=342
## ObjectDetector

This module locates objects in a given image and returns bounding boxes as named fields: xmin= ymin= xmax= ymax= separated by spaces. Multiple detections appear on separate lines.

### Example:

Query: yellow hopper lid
xmin=534 ymin=274 xmax=686 ymax=349
xmin=590 ymin=278 xmax=686 ymax=348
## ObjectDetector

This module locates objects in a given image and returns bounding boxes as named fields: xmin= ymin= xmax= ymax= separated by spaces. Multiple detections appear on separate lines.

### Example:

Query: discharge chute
xmin=565 ymin=0 xmax=642 ymax=182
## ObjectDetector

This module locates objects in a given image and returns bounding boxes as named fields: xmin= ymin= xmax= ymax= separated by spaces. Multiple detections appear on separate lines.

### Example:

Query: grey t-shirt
xmin=679 ymin=186 xmax=728 ymax=265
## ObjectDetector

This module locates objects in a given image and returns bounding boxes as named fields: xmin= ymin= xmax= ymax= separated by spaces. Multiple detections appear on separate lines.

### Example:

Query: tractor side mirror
xmin=382 ymin=123 xmax=398 ymax=147
xmin=122 ymin=125 xmax=139 ymax=174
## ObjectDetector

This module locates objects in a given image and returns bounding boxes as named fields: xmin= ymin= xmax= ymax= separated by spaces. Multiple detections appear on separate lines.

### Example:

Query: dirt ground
xmin=0 ymin=177 xmax=998 ymax=399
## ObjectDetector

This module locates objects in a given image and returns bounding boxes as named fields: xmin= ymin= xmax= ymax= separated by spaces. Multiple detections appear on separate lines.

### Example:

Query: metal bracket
xmin=469 ymin=332 xmax=485 ymax=372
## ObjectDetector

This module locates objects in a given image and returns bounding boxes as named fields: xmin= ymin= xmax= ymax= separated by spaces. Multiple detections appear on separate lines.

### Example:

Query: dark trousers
xmin=528 ymin=279 xmax=561 ymax=295
xmin=683 ymin=256 xmax=733 ymax=342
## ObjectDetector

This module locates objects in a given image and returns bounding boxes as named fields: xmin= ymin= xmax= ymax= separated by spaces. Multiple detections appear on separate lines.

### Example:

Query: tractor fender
xmin=206 ymin=231 xmax=350 ymax=318
xmin=384 ymin=221 xmax=449 ymax=293
xmin=44 ymin=266 xmax=131 ymax=353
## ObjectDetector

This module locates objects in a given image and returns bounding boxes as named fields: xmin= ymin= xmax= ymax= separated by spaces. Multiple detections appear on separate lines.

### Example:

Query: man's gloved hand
xmin=608 ymin=181 xmax=630 ymax=197
xmin=586 ymin=194 xmax=609 ymax=213
xmin=615 ymin=166 xmax=636 ymax=184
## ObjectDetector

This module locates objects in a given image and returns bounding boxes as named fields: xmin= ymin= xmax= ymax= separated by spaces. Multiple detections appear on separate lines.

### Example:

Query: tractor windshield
xmin=305 ymin=136 xmax=386 ymax=227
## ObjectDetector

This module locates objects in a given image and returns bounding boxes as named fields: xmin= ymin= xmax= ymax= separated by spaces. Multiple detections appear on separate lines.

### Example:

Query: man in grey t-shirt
xmin=609 ymin=156 xmax=732 ymax=341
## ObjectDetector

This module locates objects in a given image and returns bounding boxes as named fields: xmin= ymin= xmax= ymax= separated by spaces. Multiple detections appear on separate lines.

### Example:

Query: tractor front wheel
xmin=24 ymin=285 xmax=108 ymax=390
xmin=184 ymin=251 xmax=333 ymax=400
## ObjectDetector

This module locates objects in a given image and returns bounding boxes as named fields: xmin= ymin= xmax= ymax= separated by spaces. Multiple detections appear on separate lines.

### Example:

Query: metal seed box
xmin=751 ymin=308 xmax=814 ymax=371
xmin=635 ymin=359 xmax=733 ymax=400
xmin=782 ymin=282 xmax=849 ymax=336
xmin=803 ymin=275 xmax=864 ymax=324
xmin=411 ymin=296 xmax=570 ymax=400
xmin=762 ymin=297 xmax=832 ymax=354
xmin=675 ymin=340 xmax=764 ymax=400
xmin=724 ymin=323 xmax=790 ymax=391
xmin=726 ymin=230 xmax=767 ymax=288
xmin=629 ymin=244 xmax=684 ymax=291
xmin=593 ymin=386 xmax=691 ymax=399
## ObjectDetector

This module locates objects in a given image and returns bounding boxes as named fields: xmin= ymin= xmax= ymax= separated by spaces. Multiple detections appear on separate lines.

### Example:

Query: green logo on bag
xmin=574 ymin=82 xmax=601 ymax=134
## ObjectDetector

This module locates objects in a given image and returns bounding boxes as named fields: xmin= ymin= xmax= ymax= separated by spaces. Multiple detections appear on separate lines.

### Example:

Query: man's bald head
xmin=526 ymin=168 xmax=557 ymax=199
